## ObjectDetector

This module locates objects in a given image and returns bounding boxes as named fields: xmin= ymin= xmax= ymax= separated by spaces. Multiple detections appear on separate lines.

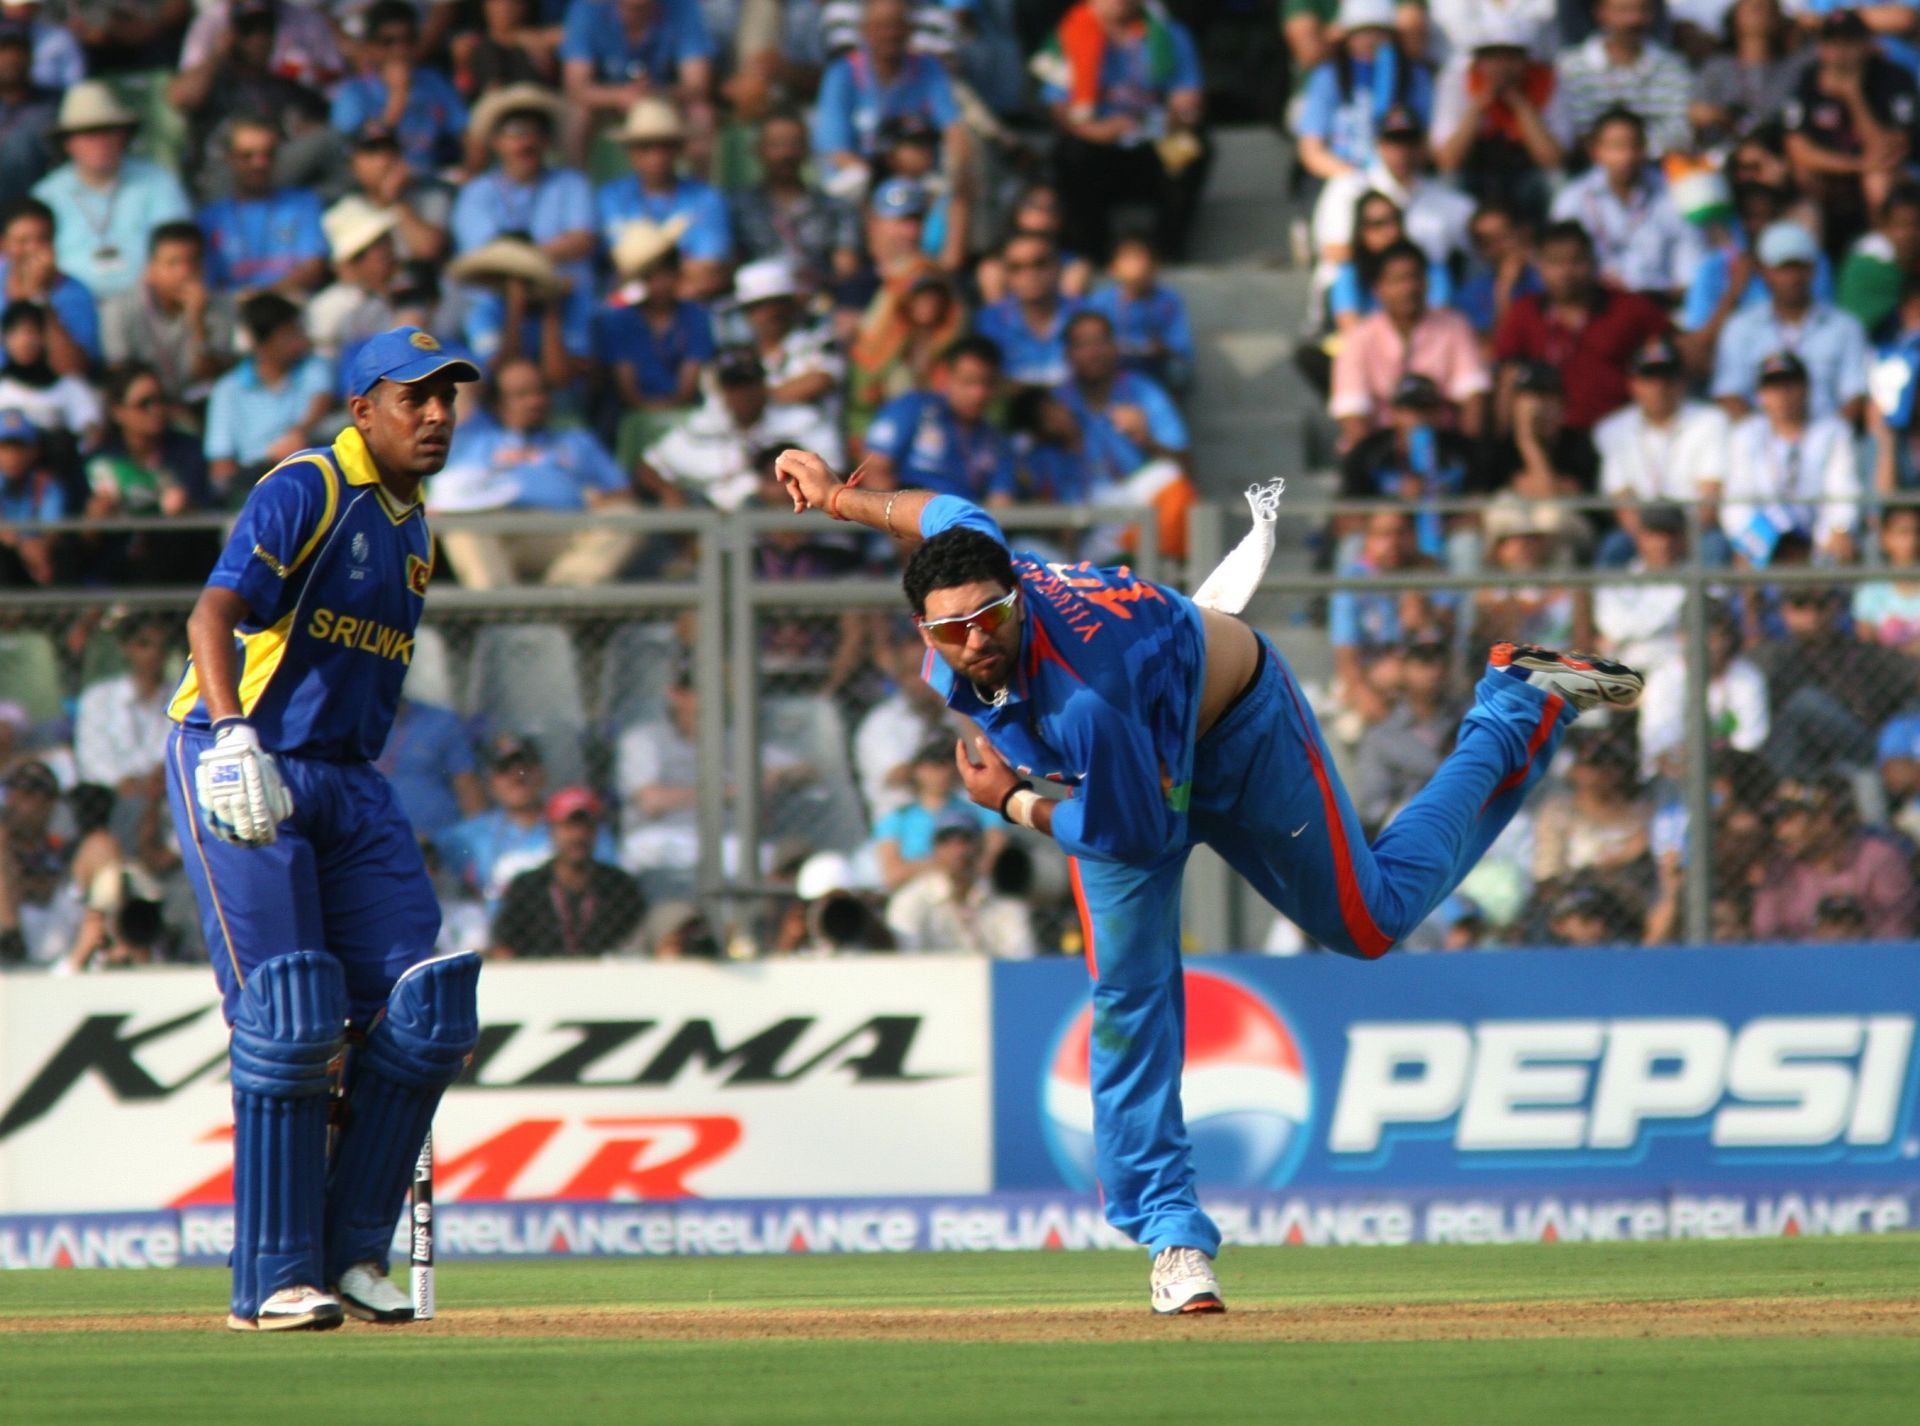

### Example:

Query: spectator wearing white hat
xmin=1296 ymin=0 xmax=1432 ymax=189
xmin=451 ymin=84 xmax=596 ymax=311
xmin=1553 ymin=0 xmax=1692 ymax=157
xmin=732 ymin=257 xmax=843 ymax=420
xmin=308 ymin=200 xmax=401 ymax=361
xmin=1712 ymin=221 xmax=1869 ymax=422
xmin=32 ymin=81 xmax=190 ymax=298
xmin=596 ymin=96 xmax=732 ymax=299
xmin=1425 ymin=0 xmax=1558 ymax=62
xmin=446 ymin=234 xmax=590 ymax=387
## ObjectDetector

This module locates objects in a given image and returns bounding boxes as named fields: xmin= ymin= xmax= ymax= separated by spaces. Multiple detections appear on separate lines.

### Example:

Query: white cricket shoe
xmin=1489 ymin=643 xmax=1644 ymax=714
xmin=227 ymin=1284 xmax=345 ymax=1333
xmin=1150 ymin=1246 xmax=1226 ymax=1316
xmin=337 ymin=1261 xmax=415 ymax=1323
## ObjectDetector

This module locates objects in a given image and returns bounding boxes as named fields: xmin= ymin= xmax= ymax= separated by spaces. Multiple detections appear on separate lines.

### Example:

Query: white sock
xmin=1191 ymin=479 xmax=1285 ymax=616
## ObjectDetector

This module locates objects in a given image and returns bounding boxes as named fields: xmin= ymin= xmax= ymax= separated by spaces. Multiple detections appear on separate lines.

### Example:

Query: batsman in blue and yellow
xmin=773 ymin=450 xmax=1646 ymax=1317
xmin=165 ymin=328 xmax=483 ymax=1332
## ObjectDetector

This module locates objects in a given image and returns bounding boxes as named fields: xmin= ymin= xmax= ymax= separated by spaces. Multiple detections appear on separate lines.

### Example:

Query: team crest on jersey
xmin=406 ymin=553 xmax=432 ymax=597
xmin=351 ymin=532 xmax=370 ymax=563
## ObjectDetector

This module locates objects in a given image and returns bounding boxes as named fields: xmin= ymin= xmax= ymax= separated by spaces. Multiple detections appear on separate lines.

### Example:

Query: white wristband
xmin=1005 ymin=788 xmax=1042 ymax=831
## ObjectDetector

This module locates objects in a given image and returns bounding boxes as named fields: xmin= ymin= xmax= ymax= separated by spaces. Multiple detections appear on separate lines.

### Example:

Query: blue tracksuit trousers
xmin=1068 ymin=642 xmax=1573 ymax=1255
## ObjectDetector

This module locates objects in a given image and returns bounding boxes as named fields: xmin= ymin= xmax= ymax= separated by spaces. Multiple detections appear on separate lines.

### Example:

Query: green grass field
xmin=3 ymin=1238 xmax=1917 ymax=1426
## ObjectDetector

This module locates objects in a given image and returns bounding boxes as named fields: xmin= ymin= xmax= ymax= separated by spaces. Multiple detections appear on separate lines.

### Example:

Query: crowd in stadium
xmin=3 ymin=0 xmax=1920 ymax=968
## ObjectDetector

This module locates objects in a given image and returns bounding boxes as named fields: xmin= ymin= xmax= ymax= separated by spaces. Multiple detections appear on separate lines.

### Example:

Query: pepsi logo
xmin=1041 ymin=970 xmax=1312 ymax=1190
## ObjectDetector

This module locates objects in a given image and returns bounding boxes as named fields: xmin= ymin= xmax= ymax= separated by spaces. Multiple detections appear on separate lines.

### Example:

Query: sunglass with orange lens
xmin=918 ymin=589 xmax=1018 ymax=646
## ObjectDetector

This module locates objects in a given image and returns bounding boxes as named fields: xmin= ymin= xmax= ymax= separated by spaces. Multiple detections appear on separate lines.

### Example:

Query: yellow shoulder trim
xmin=334 ymin=426 xmax=380 ymax=487
xmin=278 ymin=455 xmax=340 ymax=578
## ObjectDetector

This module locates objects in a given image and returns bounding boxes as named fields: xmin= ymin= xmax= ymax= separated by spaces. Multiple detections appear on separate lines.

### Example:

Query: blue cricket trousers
xmin=1068 ymin=642 xmax=1572 ymax=1255
xmin=165 ymin=726 xmax=442 ymax=1025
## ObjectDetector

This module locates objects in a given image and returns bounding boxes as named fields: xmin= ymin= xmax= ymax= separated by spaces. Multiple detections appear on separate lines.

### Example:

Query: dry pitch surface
xmin=2 ymin=1238 xmax=1917 ymax=1424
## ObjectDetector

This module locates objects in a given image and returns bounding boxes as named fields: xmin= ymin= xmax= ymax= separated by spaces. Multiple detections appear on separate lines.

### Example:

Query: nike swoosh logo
xmin=1290 ymin=824 xmax=1307 ymax=838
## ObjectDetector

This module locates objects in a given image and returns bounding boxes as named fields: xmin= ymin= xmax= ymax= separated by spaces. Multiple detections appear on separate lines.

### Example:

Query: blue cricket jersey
xmin=168 ymin=427 xmax=432 ymax=763
xmin=917 ymin=495 xmax=1205 ymax=866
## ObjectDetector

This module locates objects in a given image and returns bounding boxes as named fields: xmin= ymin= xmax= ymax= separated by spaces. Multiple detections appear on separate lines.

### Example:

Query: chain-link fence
xmin=5 ymin=499 xmax=1916 ymax=967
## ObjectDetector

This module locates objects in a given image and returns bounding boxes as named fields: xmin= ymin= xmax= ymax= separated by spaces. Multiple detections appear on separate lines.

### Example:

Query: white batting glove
xmin=194 ymin=720 xmax=294 ymax=848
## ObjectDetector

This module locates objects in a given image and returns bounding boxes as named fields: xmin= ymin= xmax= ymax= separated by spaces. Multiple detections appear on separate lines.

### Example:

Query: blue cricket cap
xmin=871 ymin=178 xmax=929 ymax=220
xmin=346 ymin=327 xmax=481 ymax=399
xmin=0 ymin=408 xmax=39 ymax=442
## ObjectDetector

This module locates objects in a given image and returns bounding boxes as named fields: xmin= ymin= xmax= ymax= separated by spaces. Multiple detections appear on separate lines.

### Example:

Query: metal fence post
xmin=1681 ymin=510 xmax=1716 ymax=945
xmin=727 ymin=515 xmax=763 ymax=895
xmin=694 ymin=512 xmax=727 ymax=899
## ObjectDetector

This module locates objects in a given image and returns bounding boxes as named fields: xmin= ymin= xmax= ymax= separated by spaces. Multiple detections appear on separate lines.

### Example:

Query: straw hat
xmin=446 ymin=238 xmax=572 ymax=299
xmin=53 ymin=80 xmax=139 ymax=137
xmin=611 ymin=216 xmax=689 ymax=279
xmin=323 ymin=196 xmax=397 ymax=265
xmin=469 ymin=82 xmax=568 ymax=147
xmin=617 ymin=96 xmax=686 ymax=145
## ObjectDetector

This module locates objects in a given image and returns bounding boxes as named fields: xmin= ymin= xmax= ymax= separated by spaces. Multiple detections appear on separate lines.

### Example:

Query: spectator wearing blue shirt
xmin=201 ymin=292 xmax=335 ymax=499
xmin=1038 ymin=0 xmax=1209 ymax=259
xmin=597 ymin=95 xmax=731 ymax=298
xmin=1454 ymin=199 xmax=1543 ymax=338
xmin=198 ymin=119 xmax=328 ymax=297
xmin=439 ymin=734 xmax=618 ymax=914
xmin=329 ymin=2 xmax=470 ymax=172
xmin=1008 ymin=385 xmax=1096 ymax=503
xmin=864 ymin=335 xmax=1018 ymax=503
xmin=431 ymin=354 xmax=642 ymax=588
xmin=974 ymin=232 xmax=1085 ymax=389
xmin=0 ymin=406 xmax=58 ymax=585
xmin=560 ymin=0 xmax=716 ymax=147
xmin=868 ymin=739 xmax=1004 ymax=890
xmin=598 ymin=234 xmax=711 ymax=414
xmin=452 ymin=84 xmax=597 ymax=316
xmin=812 ymin=0 xmax=970 ymax=195
xmin=1296 ymin=1 xmax=1432 ymax=181
xmin=1053 ymin=309 xmax=1187 ymax=494
xmin=8 ymin=4 xmax=81 ymax=91
xmin=33 ymin=81 xmax=190 ymax=298
xmin=1677 ymin=183 xmax=1834 ymax=371
xmin=1086 ymin=236 xmax=1194 ymax=394
xmin=1712 ymin=222 xmax=1871 ymax=423
xmin=0 ymin=197 xmax=97 ymax=373
xmin=377 ymin=696 xmax=485 ymax=841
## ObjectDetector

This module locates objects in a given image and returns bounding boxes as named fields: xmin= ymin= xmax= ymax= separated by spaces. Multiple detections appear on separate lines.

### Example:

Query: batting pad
xmin=325 ymin=952 xmax=481 ymax=1281
xmin=228 ymin=950 xmax=348 ymax=1320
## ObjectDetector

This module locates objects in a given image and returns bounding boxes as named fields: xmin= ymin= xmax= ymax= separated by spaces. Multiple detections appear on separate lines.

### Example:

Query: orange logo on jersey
xmin=406 ymin=553 xmax=432 ymax=597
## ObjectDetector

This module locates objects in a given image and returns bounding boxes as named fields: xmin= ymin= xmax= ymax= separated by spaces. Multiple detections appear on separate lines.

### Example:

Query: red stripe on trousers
xmin=1482 ymin=692 xmax=1565 ymax=810
xmin=1068 ymin=856 xmax=1097 ymax=979
xmin=1278 ymin=673 xmax=1394 ymax=960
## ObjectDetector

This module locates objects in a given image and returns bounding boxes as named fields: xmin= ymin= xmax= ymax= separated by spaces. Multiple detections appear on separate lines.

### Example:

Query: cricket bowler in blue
xmin=165 ymin=328 xmax=482 ymax=1332
xmin=773 ymin=449 xmax=1645 ymax=1316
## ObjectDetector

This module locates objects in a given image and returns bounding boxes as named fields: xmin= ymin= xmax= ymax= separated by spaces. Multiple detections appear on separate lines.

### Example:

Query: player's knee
xmin=361 ymin=951 xmax=481 ymax=1090
xmin=230 ymin=950 xmax=348 ymax=1098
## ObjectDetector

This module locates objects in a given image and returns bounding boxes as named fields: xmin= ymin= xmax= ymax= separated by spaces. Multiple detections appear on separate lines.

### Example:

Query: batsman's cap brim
xmin=357 ymin=354 xmax=482 ymax=396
